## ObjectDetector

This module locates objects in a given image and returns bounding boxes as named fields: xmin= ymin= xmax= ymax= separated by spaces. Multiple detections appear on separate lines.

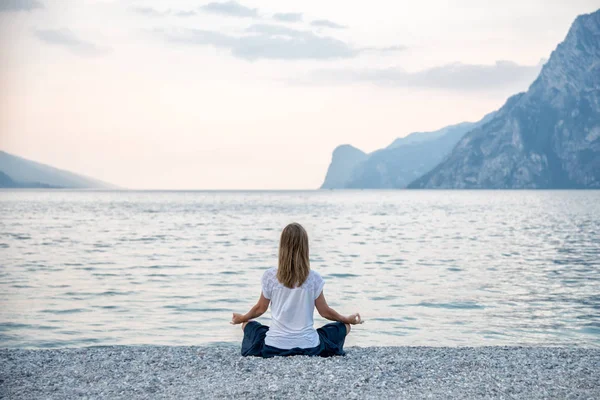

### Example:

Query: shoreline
xmin=2 ymin=346 xmax=599 ymax=399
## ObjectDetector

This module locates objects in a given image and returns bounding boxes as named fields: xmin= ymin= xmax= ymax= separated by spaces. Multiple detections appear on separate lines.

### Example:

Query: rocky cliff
xmin=409 ymin=10 xmax=600 ymax=189
xmin=320 ymin=115 xmax=493 ymax=189
xmin=320 ymin=145 xmax=368 ymax=189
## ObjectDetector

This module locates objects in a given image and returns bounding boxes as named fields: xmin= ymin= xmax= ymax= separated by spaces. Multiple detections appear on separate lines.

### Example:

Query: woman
xmin=231 ymin=222 xmax=362 ymax=357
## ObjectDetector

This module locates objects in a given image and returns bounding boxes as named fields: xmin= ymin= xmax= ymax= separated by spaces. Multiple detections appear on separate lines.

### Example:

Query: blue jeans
xmin=241 ymin=321 xmax=347 ymax=358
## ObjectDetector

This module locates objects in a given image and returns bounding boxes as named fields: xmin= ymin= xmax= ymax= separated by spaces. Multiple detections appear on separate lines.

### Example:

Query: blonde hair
xmin=277 ymin=223 xmax=310 ymax=288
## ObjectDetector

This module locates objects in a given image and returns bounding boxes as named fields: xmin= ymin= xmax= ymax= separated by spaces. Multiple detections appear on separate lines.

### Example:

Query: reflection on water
xmin=0 ymin=190 xmax=599 ymax=348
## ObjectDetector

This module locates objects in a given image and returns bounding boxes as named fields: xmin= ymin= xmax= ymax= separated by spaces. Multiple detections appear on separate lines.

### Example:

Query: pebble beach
xmin=2 ymin=346 xmax=599 ymax=399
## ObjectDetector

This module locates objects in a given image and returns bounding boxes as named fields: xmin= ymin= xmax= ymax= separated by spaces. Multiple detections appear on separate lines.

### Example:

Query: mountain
xmin=0 ymin=151 xmax=115 ymax=189
xmin=386 ymin=122 xmax=474 ymax=149
xmin=321 ymin=145 xmax=368 ymax=189
xmin=319 ymin=113 xmax=494 ymax=189
xmin=0 ymin=171 xmax=59 ymax=188
xmin=0 ymin=171 xmax=20 ymax=188
xmin=346 ymin=115 xmax=496 ymax=188
xmin=409 ymin=10 xmax=600 ymax=189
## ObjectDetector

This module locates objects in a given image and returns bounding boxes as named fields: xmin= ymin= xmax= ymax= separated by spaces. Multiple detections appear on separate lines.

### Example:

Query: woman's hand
xmin=346 ymin=313 xmax=363 ymax=325
xmin=231 ymin=313 xmax=246 ymax=325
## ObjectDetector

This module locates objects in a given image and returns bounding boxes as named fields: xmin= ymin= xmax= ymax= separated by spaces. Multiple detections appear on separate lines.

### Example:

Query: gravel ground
xmin=1 ymin=346 xmax=599 ymax=399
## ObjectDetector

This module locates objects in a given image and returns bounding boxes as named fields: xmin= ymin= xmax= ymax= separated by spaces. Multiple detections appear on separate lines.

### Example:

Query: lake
xmin=0 ymin=190 xmax=599 ymax=348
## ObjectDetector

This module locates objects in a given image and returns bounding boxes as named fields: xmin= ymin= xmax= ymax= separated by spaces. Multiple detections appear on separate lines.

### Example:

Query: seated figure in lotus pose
xmin=231 ymin=222 xmax=362 ymax=357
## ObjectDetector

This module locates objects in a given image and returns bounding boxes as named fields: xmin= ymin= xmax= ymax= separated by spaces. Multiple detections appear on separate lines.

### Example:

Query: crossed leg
xmin=242 ymin=321 xmax=350 ymax=335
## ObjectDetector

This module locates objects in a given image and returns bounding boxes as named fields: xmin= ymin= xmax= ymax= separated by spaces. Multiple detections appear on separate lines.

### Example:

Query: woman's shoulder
xmin=301 ymin=269 xmax=324 ymax=294
xmin=307 ymin=269 xmax=323 ymax=283
xmin=309 ymin=269 xmax=322 ymax=279
xmin=261 ymin=267 xmax=277 ymax=281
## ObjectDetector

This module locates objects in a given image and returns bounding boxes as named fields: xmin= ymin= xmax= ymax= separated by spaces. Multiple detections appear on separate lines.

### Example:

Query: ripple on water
xmin=147 ymin=264 xmax=189 ymax=269
xmin=213 ymin=298 xmax=243 ymax=303
xmin=0 ymin=322 xmax=57 ymax=331
xmin=479 ymin=330 xmax=507 ymax=337
xmin=370 ymin=295 xmax=398 ymax=301
xmin=63 ymin=291 xmax=97 ymax=297
xmin=89 ymin=261 xmax=117 ymax=265
xmin=370 ymin=317 xmax=406 ymax=322
xmin=379 ymin=330 xmax=409 ymax=336
xmin=327 ymin=273 xmax=360 ymax=278
xmin=41 ymin=308 xmax=88 ymax=314
xmin=125 ymin=237 xmax=159 ymax=242
xmin=98 ymin=290 xmax=136 ymax=296
xmin=417 ymin=301 xmax=486 ymax=310
xmin=580 ymin=325 xmax=600 ymax=336
xmin=163 ymin=305 xmax=230 ymax=313
xmin=207 ymin=282 xmax=238 ymax=287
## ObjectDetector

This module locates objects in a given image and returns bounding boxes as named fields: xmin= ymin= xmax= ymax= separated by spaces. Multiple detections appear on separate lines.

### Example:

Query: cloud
xmin=131 ymin=7 xmax=197 ymax=17
xmin=272 ymin=12 xmax=302 ymax=23
xmin=34 ymin=29 xmax=110 ymax=57
xmin=245 ymin=24 xmax=303 ymax=36
xmin=200 ymin=1 xmax=258 ymax=18
xmin=161 ymin=24 xmax=357 ymax=61
xmin=312 ymin=60 xmax=545 ymax=91
xmin=0 ymin=0 xmax=43 ymax=12
xmin=131 ymin=6 xmax=166 ymax=17
xmin=360 ymin=45 xmax=407 ymax=53
xmin=310 ymin=19 xmax=346 ymax=29
xmin=174 ymin=10 xmax=197 ymax=17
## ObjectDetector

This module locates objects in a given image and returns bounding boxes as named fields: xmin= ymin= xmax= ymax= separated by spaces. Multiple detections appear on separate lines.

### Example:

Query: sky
xmin=1 ymin=0 xmax=599 ymax=189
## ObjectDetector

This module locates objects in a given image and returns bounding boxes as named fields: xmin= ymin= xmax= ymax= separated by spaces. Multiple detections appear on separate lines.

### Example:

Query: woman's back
xmin=261 ymin=267 xmax=324 ymax=349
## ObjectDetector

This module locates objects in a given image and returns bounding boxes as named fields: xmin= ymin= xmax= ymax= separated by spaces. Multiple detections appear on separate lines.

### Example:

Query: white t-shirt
xmin=261 ymin=267 xmax=325 ymax=349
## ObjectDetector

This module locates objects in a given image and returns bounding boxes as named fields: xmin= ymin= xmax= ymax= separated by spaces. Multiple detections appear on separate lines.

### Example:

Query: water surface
xmin=1 ymin=190 xmax=599 ymax=348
